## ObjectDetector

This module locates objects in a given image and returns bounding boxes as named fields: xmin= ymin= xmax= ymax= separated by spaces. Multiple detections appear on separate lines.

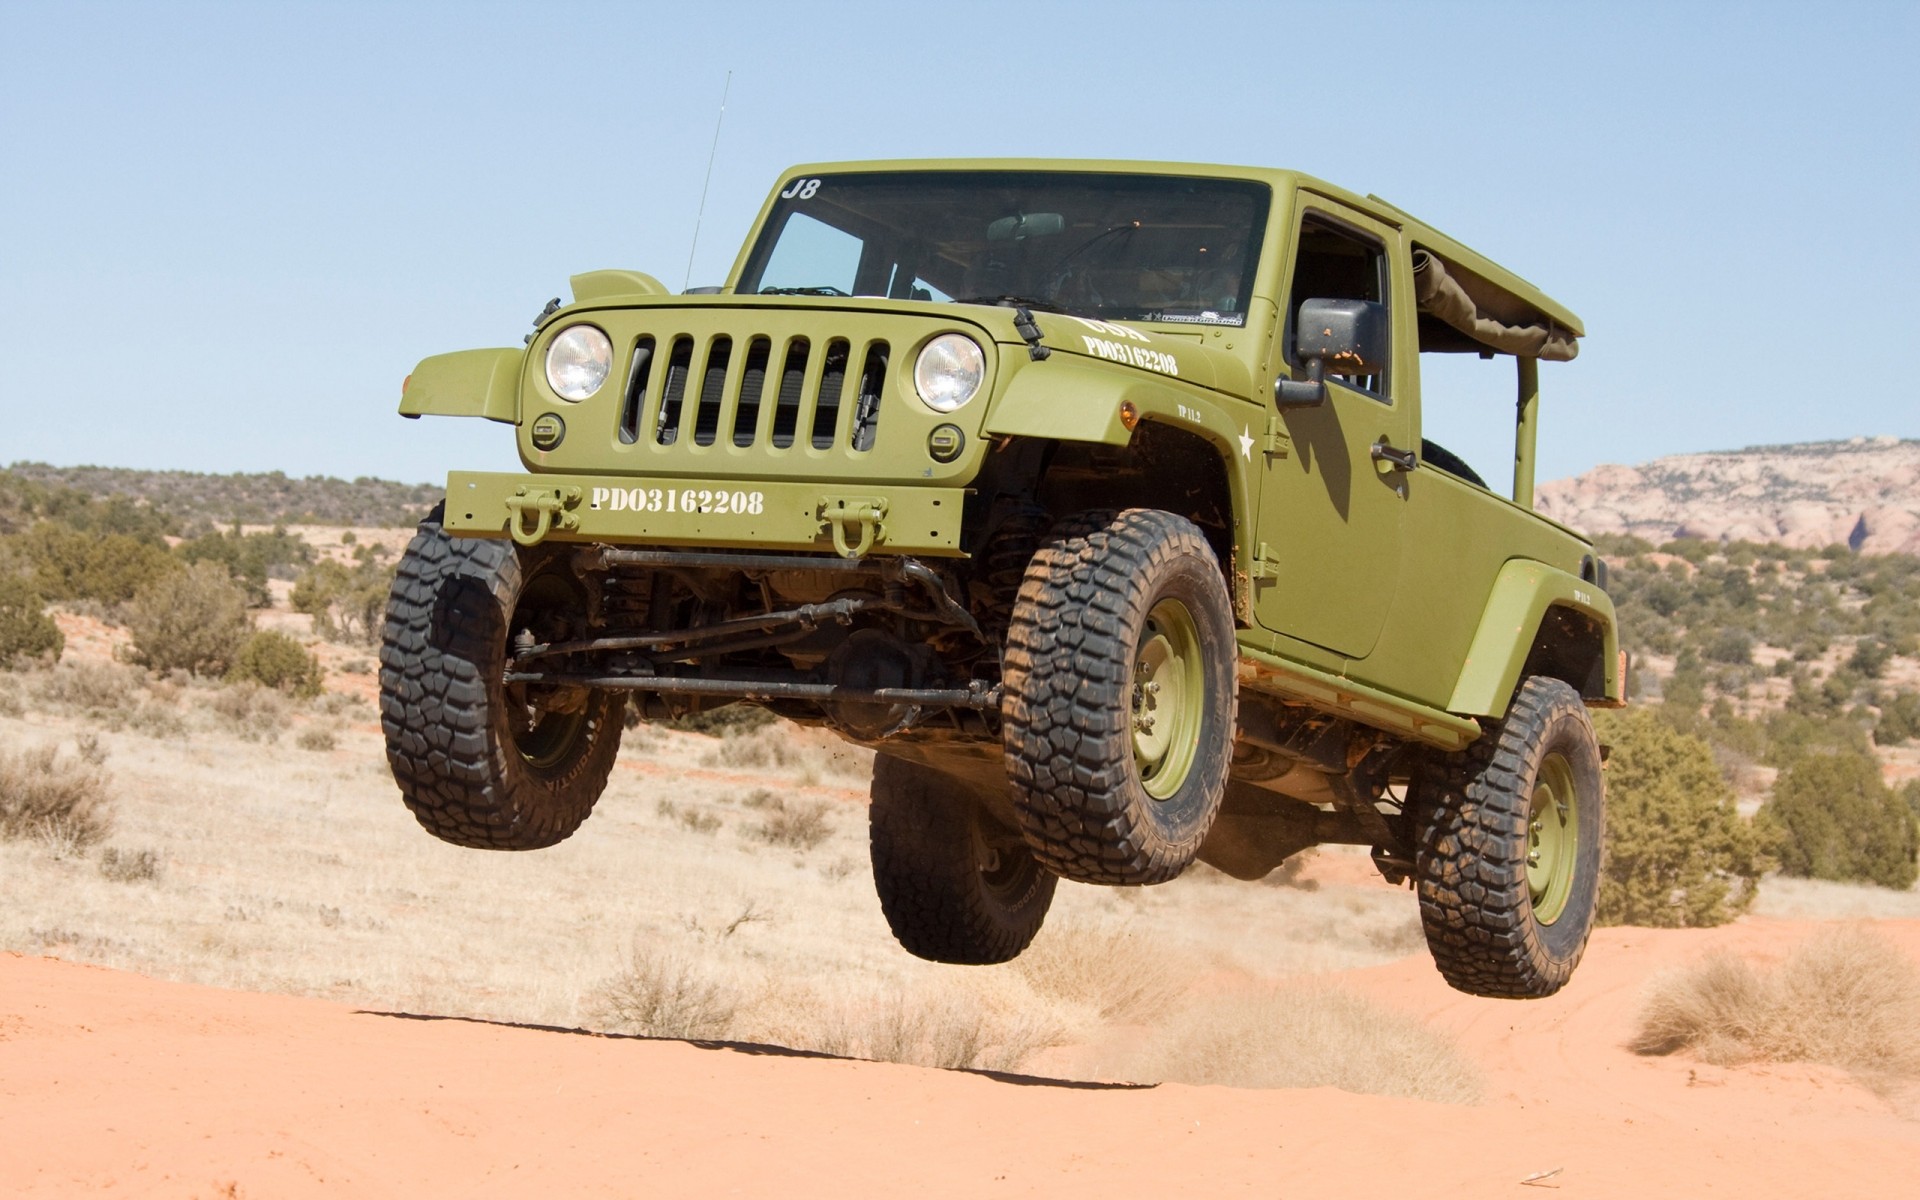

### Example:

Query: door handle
xmin=1371 ymin=440 xmax=1418 ymax=473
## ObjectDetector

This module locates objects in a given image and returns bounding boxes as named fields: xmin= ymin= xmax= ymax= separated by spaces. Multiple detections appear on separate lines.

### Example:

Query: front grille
xmin=622 ymin=331 xmax=888 ymax=453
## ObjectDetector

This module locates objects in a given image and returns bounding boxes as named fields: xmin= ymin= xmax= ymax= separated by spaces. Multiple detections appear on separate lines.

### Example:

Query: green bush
xmin=291 ymin=556 xmax=391 ymax=644
xmin=228 ymin=629 xmax=323 ymax=698
xmin=1761 ymin=749 xmax=1919 ymax=890
xmin=0 ymin=573 xmax=62 ymax=667
xmin=1595 ymin=709 xmax=1770 ymax=927
xmin=176 ymin=524 xmax=311 ymax=606
xmin=13 ymin=521 xmax=178 ymax=604
xmin=124 ymin=560 xmax=252 ymax=676
xmin=1875 ymin=692 xmax=1920 ymax=746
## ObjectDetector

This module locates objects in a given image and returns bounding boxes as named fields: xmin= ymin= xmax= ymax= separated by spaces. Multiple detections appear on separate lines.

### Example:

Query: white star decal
xmin=1238 ymin=426 xmax=1256 ymax=460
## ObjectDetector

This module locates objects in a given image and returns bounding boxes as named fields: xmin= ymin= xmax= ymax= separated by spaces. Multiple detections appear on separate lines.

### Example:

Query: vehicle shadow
xmin=355 ymin=1008 xmax=1150 ymax=1091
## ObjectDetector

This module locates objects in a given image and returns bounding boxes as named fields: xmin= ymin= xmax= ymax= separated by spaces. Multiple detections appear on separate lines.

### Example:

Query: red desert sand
xmin=4 ymin=919 xmax=1916 ymax=1198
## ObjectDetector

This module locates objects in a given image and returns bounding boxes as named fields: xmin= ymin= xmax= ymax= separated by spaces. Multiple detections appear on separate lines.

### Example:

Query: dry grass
xmin=2 ymin=650 xmax=1443 ymax=1077
xmin=1750 ymin=873 xmax=1920 ymax=921
xmin=204 ymin=682 xmax=290 ymax=742
xmin=590 ymin=947 xmax=741 ymax=1040
xmin=1014 ymin=918 xmax=1198 ymax=1022
xmin=98 ymin=846 xmax=161 ymax=883
xmin=740 ymin=977 xmax=1072 ymax=1073
xmin=1096 ymin=986 xmax=1484 ymax=1103
xmin=34 ymin=662 xmax=141 ymax=715
xmin=0 ymin=742 xmax=113 ymax=850
xmin=747 ymin=796 xmax=834 ymax=850
xmin=1631 ymin=925 xmax=1920 ymax=1091
xmin=700 ymin=724 xmax=873 ymax=783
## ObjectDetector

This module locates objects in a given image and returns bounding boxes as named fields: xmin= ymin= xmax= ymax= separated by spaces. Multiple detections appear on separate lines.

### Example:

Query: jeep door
xmin=1253 ymin=203 xmax=1411 ymax=663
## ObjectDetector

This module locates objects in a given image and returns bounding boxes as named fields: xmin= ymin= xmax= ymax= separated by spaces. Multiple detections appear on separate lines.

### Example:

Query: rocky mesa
xmin=1537 ymin=436 xmax=1920 ymax=554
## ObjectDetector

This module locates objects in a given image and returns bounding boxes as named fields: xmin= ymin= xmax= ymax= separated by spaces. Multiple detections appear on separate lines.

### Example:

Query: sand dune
xmin=6 ymin=920 xmax=1915 ymax=1198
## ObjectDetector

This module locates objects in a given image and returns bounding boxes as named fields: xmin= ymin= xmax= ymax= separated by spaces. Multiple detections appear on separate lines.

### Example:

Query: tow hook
xmin=504 ymin=485 xmax=582 ymax=547
xmin=820 ymin=496 xmax=887 ymax=558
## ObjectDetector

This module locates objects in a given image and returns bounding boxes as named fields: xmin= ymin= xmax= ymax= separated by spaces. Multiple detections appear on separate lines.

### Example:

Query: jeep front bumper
xmin=442 ymin=470 xmax=966 ymax=558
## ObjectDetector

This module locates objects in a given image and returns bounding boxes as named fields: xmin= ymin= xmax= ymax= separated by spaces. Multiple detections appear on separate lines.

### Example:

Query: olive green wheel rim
xmin=1527 ymin=752 xmax=1580 ymax=925
xmin=1131 ymin=598 xmax=1205 ymax=800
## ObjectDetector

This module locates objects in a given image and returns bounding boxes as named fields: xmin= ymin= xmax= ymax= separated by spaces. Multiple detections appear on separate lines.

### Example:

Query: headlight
xmin=913 ymin=334 xmax=985 ymax=413
xmin=545 ymin=325 xmax=613 ymax=401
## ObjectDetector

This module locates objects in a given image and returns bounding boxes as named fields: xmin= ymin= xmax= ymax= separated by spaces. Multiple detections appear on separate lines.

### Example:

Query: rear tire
xmin=1410 ymin=676 xmax=1604 ymax=998
xmin=869 ymin=755 xmax=1055 ymax=964
xmin=1001 ymin=509 xmax=1235 ymax=885
xmin=379 ymin=505 xmax=624 ymax=850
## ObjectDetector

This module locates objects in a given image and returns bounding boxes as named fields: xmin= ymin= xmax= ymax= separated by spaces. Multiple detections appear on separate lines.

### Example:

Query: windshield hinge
xmin=1012 ymin=307 xmax=1051 ymax=361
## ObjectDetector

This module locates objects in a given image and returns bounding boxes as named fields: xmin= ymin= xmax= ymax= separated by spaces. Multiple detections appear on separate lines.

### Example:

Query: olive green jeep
xmin=382 ymin=160 xmax=1624 ymax=999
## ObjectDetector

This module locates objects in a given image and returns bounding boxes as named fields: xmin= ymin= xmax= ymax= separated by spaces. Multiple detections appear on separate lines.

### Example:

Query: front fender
xmin=1447 ymin=558 xmax=1623 ymax=717
xmin=399 ymin=347 xmax=523 ymax=424
xmin=981 ymin=356 xmax=1233 ymax=447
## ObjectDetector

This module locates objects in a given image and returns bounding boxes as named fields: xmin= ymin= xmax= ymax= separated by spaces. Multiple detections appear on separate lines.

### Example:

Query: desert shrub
xmin=34 ymin=661 xmax=140 ymax=716
xmin=700 ymin=723 xmax=804 ymax=769
xmin=227 ymin=630 xmax=323 ymax=698
xmin=0 ymin=573 xmax=62 ymax=667
xmin=747 ymin=796 xmax=833 ymax=850
xmin=1848 ymin=637 xmax=1893 ymax=679
xmin=290 ymin=556 xmax=391 ymax=643
xmin=1099 ymin=986 xmax=1481 ymax=1102
xmin=1875 ymin=692 xmax=1920 ymax=746
xmin=1595 ymin=709 xmax=1770 ymax=926
xmin=176 ymin=525 xmax=311 ymax=606
xmin=206 ymin=681 xmax=290 ymax=742
xmin=98 ymin=846 xmax=161 ymax=883
xmin=0 ymin=742 xmax=112 ymax=848
xmin=296 ymin=726 xmax=338 ymax=752
xmin=123 ymin=698 xmax=188 ymax=739
xmin=1014 ymin=920 xmax=1196 ymax=1022
xmin=658 ymin=798 xmax=722 ymax=834
xmin=663 ymin=703 xmax=777 ymax=736
xmin=1764 ymin=707 xmax=1873 ymax=766
xmin=796 ymin=989 xmax=1066 ymax=1073
xmin=124 ymin=560 xmax=252 ymax=676
xmin=13 ymin=521 xmax=178 ymax=604
xmin=1631 ymin=926 xmax=1920 ymax=1088
xmin=1761 ymin=749 xmax=1919 ymax=889
xmin=590 ymin=947 xmax=738 ymax=1039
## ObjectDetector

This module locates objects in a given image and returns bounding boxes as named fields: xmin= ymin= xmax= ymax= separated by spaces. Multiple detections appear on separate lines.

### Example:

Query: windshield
xmin=737 ymin=171 xmax=1269 ymax=327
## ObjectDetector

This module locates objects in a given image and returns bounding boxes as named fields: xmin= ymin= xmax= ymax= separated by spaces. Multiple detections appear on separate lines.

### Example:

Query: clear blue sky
xmin=3 ymin=0 xmax=1914 ymax=486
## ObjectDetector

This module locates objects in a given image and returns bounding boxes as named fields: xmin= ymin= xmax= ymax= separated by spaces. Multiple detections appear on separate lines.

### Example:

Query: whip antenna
xmin=683 ymin=70 xmax=732 ymax=292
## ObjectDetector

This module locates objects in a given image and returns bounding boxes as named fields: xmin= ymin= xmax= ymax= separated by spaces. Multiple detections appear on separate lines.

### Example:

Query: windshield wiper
xmin=954 ymin=294 xmax=1072 ymax=314
xmin=759 ymin=285 xmax=851 ymax=296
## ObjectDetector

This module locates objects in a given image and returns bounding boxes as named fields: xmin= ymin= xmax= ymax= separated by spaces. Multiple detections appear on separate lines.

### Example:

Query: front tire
xmin=1410 ymin=676 xmax=1604 ymax=998
xmin=379 ymin=505 xmax=624 ymax=850
xmin=1001 ymin=509 xmax=1236 ymax=885
xmin=870 ymin=755 xmax=1056 ymax=964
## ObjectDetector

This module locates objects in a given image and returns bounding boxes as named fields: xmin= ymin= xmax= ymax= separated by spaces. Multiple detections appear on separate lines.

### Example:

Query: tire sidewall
xmin=1526 ymin=701 xmax=1605 ymax=963
xmin=1112 ymin=544 xmax=1236 ymax=855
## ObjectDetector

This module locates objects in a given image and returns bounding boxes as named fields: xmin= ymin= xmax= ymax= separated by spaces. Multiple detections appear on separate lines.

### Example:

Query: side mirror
xmin=1274 ymin=298 xmax=1390 ymax=407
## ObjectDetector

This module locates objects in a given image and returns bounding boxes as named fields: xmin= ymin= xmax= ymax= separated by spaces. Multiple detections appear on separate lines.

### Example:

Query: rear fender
xmin=399 ymin=348 xmax=524 ymax=424
xmin=1448 ymin=559 xmax=1622 ymax=717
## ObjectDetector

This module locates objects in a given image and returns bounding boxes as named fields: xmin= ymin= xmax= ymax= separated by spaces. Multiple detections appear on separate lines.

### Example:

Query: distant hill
xmin=3 ymin=463 xmax=438 ymax=529
xmin=1536 ymin=437 xmax=1920 ymax=555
